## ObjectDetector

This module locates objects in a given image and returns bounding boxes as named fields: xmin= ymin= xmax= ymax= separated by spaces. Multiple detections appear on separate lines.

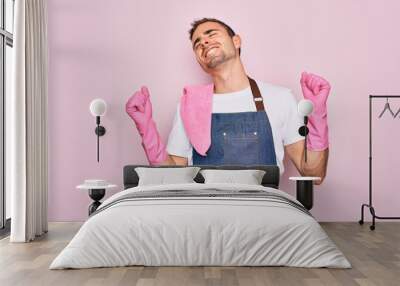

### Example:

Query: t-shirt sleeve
xmin=166 ymin=102 xmax=193 ymax=158
xmin=282 ymin=90 xmax=305 ymax=146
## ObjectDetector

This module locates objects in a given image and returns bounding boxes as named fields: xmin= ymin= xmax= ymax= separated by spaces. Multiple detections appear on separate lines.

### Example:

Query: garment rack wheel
xmin=358 ymin=219 xmax=375 ymax=230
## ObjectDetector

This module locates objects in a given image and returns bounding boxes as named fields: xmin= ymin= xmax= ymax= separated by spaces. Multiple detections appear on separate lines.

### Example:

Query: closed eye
xmin=194 ymin=33 xmax=218 ymax=50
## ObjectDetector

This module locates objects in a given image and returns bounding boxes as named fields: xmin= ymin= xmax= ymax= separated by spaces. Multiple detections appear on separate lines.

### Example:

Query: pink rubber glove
xmin=300 ymin=72 xmax=331 ymax=151
xmin=126 ymin=86 xmax=167 ymax=165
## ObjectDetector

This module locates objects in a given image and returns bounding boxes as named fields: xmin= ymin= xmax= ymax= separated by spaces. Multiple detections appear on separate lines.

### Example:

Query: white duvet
xmin=50 ymin=183 xmax=351 ymax=269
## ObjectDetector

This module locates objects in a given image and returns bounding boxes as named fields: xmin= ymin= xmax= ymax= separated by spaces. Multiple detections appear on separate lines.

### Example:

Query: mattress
xmin=50 ymin=183 xmax=351 ymax=269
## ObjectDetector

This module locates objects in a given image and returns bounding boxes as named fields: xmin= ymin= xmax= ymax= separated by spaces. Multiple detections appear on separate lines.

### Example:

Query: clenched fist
xmin=300 ymin=72 xmax=331 ymax=115
xmin=126 ymin=86 xmax=153 ymax=136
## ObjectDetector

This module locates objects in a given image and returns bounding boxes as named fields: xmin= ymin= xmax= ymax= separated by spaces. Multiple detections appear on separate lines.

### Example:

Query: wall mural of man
xmin=126 ymin=18 xmax=330 ymax=185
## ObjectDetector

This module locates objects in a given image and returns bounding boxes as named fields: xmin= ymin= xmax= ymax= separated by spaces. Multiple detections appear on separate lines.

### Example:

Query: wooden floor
xmin=0 ymin=222 xmax=399 ymax=286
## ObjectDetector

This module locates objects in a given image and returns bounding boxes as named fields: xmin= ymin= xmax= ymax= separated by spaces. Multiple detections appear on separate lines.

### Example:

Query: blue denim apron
xmin=192 ymin=78 xmax=277 ymax=165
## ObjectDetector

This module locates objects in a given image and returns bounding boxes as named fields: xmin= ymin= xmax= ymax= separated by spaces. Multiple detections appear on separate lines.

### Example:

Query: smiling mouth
xmin=204 ymin=46 xmax=218 ymax=58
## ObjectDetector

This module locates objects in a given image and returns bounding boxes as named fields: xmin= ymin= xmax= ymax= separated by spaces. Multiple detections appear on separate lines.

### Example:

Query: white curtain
xmin=9 ymin=0 xmax=48 ymax=242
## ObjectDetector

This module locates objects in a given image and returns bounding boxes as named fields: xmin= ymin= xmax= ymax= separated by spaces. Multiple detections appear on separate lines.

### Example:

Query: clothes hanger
xmin=394 ymin=106 xmax=400 ymax=118
xmin=378 ymin=97 xmax=395 ymax=118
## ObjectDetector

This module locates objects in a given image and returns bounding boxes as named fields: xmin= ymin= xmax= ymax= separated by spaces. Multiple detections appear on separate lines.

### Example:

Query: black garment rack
xmin=359 ymin=95 xmax=400 ymax=230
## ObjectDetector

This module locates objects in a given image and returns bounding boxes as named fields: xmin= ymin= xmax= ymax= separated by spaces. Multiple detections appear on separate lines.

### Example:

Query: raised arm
xmin=126 ymin=86 xmax=188 ymax=166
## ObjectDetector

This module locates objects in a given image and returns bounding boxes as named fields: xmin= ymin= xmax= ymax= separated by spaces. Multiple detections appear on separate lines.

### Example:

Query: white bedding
xmin=50 ymin=183 xmax=351 ymax=269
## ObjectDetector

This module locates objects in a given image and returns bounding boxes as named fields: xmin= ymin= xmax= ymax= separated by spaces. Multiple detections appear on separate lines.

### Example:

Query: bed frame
xmin=123 ymin=165 xmax=280 ymax=190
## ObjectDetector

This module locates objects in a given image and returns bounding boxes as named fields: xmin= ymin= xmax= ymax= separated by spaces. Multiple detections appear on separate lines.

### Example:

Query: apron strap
xmin=248 ymin=77 xmax=264 ymax=111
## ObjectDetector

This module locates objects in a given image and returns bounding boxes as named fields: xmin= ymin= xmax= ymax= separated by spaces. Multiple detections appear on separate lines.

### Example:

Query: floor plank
xmin=0 ymin=222 xmax=399 ymax=286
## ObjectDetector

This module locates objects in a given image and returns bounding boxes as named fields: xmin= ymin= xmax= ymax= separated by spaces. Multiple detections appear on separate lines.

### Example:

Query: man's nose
xmin=200 ymin=38 xmax=210 ymax=47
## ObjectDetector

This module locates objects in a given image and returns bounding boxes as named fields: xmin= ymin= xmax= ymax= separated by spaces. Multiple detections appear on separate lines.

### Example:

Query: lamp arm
xmin=304 ymin=116 xmax=308 ymax=163
xmin=97 ymin=116 xmax=100 ymax=162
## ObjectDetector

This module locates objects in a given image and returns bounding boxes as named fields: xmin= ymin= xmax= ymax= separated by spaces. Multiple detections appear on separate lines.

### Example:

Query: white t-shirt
xmin=166 ymin=80 xmax=304 ymax=174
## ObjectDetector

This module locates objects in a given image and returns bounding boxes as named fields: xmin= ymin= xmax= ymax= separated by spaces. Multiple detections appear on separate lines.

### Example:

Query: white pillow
xmin=135 ymin=167 xmax=201 ymax=186
xmin=200 ymin=169 xmax=266 ymax=185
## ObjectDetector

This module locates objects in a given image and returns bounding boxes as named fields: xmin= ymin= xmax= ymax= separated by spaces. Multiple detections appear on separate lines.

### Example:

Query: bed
xmin=50 ymin=165 xmax=351 ymax=269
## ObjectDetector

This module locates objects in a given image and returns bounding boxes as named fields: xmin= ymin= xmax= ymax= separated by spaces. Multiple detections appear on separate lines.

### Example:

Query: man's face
xmin=191 ymin=22 xmax=240 ymax=71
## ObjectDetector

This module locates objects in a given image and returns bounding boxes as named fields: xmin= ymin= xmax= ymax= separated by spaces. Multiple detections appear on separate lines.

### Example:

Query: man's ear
xmin=232 ymin=35 xmax=241 ymax=50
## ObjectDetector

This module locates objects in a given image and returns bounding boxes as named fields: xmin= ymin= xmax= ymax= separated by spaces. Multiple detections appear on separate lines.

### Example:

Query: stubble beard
xmin=205 ymin=50 xmax=234 ymax=69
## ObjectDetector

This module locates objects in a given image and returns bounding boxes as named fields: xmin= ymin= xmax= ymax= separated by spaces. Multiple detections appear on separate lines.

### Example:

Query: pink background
xmin=47 ymin=0 xmax=400 ymax=221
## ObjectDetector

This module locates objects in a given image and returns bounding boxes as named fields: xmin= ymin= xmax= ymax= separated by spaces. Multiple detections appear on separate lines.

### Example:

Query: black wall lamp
xmin=89 ymin=99 xmax=107 ymax=162
xmin=292 ymin=99 xmax=320 ymax=211
xmin=297 ymin=99 xmax=314 ymax=163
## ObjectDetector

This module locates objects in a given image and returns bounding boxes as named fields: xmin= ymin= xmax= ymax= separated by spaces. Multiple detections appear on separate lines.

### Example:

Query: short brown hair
xmin=189 ymin=18 xmax=241 ymax=55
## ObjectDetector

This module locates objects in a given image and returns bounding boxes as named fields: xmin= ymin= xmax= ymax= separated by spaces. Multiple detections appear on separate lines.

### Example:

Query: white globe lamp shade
xmin=298 ymin=99 xmax=314 ymax=117
xmin=90 ymin=99 xmax=107 ymax=117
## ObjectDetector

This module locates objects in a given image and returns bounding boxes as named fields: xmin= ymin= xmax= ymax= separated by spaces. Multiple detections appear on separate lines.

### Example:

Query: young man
xmin=126 ymin=18 xmax=330 ymax=184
